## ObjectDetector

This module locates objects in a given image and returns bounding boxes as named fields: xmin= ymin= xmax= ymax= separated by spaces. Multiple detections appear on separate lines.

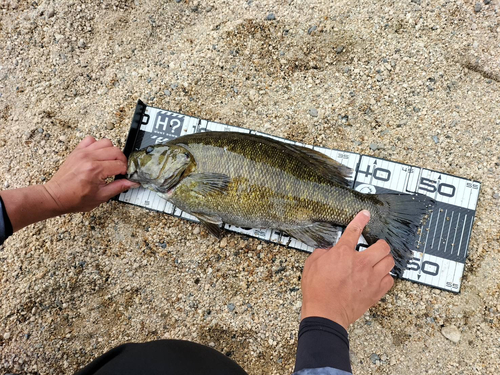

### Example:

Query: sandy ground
xmin=1 ymin=0 xmax=499 ymax=374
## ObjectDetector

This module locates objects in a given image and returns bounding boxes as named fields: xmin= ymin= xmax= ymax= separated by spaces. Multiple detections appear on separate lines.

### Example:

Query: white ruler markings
xmin=119 ymin=105 xmax=481 ymax=292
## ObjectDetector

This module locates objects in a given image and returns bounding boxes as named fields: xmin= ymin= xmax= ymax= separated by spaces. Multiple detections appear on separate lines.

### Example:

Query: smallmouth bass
xmin=127 ymin=131 xmax=434 ymax=273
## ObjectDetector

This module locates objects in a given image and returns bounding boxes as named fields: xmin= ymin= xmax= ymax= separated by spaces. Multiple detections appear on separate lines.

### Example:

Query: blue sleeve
xmin=0 ymin=195 xmax=13 ymax=245
xmin=293 ymin=317 xmax=352 ymax=375
xmin=293 ymin=368 xmax=352 ymax=375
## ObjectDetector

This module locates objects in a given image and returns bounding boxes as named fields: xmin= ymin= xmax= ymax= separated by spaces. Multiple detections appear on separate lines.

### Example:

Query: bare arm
xmin=0 ymin=136 xmax=139 ymax=233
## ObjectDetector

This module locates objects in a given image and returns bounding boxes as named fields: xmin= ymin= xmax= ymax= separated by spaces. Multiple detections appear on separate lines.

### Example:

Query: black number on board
xmin=406 ymin=257 xmax=440 ymax=276
xmin=418 ymin=177 xmax=456 ymax=198
xmin=358 ymin=165 xmax=392 ymax=182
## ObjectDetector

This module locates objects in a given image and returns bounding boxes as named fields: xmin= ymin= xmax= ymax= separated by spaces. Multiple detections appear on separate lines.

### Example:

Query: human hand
xmin=44 ymin=136 xmax=140 ymax=214
xmin=300 ymin=210 xmax=395 ymax=330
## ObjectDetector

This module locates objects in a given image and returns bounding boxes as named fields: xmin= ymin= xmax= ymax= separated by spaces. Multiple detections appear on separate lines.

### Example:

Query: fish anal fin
xmin=192 ymin=212 xmax=224 ymax=238
xmin=286 ymin=222 xmax=341 ymax=249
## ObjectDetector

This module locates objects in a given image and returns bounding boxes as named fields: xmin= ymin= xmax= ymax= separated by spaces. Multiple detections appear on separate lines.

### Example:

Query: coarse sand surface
xmin=1 ymin=0 xmax=499 ymax=374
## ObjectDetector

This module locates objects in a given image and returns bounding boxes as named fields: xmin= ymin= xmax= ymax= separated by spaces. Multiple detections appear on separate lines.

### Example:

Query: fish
xmin=126 ymin=131 xmax=434 ymax=274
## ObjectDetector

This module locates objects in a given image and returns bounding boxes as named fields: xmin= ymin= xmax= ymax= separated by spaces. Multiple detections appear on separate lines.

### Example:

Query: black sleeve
xmin=0 ymin=196 xmax=13 ymax=245
xmin=294 ymin=317 xmax=351 ymax=373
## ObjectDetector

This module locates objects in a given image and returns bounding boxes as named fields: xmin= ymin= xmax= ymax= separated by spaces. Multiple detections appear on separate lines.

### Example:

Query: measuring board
xmin=118 ymin=100 xmax=481 ymax=293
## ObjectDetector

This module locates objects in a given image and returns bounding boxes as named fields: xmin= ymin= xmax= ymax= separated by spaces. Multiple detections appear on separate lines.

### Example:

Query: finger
xmin=362 ymin=239 xmax=391 ymax=266
xmin=98 ymin=179 xmax=141 ymax=201
xmin=86 ymin=138 xmax=114 ymax=151
xmin=76 ymin=136 xmax=96 ymax=149
xmin=378 ymin=274 xmax=395 ymax=297
xmin=336 ymin=210 xmax=371 ymax=250
xmin=92 ymin=147 xmax=128 ymax=164
xmin=372 ymin=253 xmax=395 ymax=279
xmin=99 ymin=160 xmax=128 ymax=178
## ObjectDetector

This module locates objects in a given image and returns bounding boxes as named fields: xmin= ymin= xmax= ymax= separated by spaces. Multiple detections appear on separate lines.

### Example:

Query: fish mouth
xmin=126 ymin=171 xmax=140 ymax=182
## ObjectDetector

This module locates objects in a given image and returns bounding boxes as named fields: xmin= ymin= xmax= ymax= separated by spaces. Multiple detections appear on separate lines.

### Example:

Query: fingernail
xmin=361 ymin=210 xmax=371 ymax=218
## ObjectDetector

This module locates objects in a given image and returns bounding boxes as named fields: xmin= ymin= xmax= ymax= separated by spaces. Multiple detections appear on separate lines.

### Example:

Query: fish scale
xmin=169 ymin=132 xmax=373 ymax=228
xmin=127 ymin=131 xmax=435 ymax=273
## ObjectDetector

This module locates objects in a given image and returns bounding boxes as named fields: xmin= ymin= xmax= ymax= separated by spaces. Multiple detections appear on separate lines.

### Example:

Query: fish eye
xmin=184 ymin=152 xmax=190 ymax=158
xmin=146 ymin=146 xmax=154 ymax=154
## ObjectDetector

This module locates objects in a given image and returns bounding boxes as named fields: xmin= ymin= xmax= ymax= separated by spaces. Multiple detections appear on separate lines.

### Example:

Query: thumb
xmin=99 ymin=179 xmax=141 ymax=201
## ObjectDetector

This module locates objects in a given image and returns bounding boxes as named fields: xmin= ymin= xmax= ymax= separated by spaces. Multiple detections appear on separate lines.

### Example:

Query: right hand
xmin=300 ymin=210 xmax=395 ymax=330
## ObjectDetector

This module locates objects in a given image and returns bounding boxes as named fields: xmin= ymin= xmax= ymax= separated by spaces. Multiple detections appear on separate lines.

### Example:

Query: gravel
xmin=370 ymin=353 xmax=381 ymax=364
xmin=1 ymin=0 xmax=499 ymax=374
xmin=441 ymin=325 xmax=461 ymax=343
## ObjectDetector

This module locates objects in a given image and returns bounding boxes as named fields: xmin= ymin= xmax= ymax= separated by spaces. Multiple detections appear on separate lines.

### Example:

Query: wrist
xmin=301 ymin=304 xmax=350 ymax=331
xmin=38 ymin=184 xmax=66 ymax=217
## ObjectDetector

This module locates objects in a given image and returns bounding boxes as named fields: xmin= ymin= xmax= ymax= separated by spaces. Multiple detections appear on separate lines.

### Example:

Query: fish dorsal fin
xmin=286 ymin=144 xmax=352 ymax=187
xmin=286 ymin=222 xmax=340 ymax=249
xmin=187 ymin=173 xmax=231 ymax=196
xmin=192 ymin=212 xmax=224 ymax=238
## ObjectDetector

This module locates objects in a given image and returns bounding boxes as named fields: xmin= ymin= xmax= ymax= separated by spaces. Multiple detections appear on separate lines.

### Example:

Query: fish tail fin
xmin=365 ymin=193 xmax=435 ymax=276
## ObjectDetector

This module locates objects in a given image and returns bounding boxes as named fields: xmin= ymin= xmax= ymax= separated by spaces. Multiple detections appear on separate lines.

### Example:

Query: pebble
xmin=370 ymin=143 xmax=379 ymax=151
xmin=164 ymin=89 xmax=171 ymax=96
xmin=266 ymin=13 xmax=276 ymax=21
xmin=59 ymin=135 xmax=67 ymax=142
xmin=441 ymin=325 xmax=461 ymax=343
xmin=336 ymin=46 xmax=345 ymax=54
xmin=432 ymin=135 xmax=439 ymax=144
xmin=309 ymin=108 xmax=318 ymax=117
xmin=47 ymin=8 xmax=55 ymax=18
xmin=106 ymin=123 xmax=115 ymax=130
xmin=3 ymin=332 xmax=11 ymax=340
xmin=307 ymin=26 xmax=317 ymax=35
xmin=484 ymin=0 xmax=490 ymax=4
xmin=193 ymin=226 xmax=200 ymax=235
xmin=227 ymin=303 xmax=235 ymax=312
xmin=370 ymin=353 xmax=380 ymax=364
xmin=492 ymin=193 xmax=499 ymax=199
xmin=38 ymin=128 xmax=44 ymax=133
xmin=474 ymin=2 xmax=482 ymax=12
xmin=376 ymin=74 xmax=383 ymax=82
xmin=4 ymin=182 xmax=9 ymax=188
xmin=219 ymin=238 xmax=228 ymax=248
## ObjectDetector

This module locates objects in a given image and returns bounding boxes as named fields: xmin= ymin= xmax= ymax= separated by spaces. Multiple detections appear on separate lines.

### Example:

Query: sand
xmin=1 ymin=0 xmax=499 ymax=374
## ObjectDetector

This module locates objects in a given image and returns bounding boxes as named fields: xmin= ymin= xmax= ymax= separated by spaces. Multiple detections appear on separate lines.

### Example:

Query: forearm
xmin=0 ymin=185 xmax=64 ymax=232
xmin=293 ymin=317 xmax=352 ymax=374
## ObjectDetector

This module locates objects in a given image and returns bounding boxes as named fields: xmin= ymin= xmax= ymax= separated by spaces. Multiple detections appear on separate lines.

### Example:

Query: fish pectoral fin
xmin=192 ymin=213 xmax=224 ymax=238
xmin=286 ymin=144 xmax=352 ymax=187
xmin=286 ymin=222 xmax=341 ymax=249
xmin=188 ymin=173 xmax=231 ymax=196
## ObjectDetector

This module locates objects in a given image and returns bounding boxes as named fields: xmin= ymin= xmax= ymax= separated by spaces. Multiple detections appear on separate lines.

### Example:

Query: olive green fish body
xmin=127 ymin=132 xmax=434 ymax=274
xmin=167 ymin=133 xmax=373 ymax=228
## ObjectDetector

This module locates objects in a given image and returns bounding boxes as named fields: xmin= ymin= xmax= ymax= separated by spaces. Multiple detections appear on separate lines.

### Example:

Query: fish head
xmin=127 ymin=144 xmax=194 ymax=194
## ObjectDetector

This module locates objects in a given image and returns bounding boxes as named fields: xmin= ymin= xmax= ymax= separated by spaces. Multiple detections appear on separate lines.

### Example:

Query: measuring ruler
xmin=118 ymin=100 xmax=481 ymax=293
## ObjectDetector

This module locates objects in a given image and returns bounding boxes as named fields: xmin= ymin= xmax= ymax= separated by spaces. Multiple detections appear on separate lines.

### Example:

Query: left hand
xmin=44 ymin=136 xmax=139 ymax=214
